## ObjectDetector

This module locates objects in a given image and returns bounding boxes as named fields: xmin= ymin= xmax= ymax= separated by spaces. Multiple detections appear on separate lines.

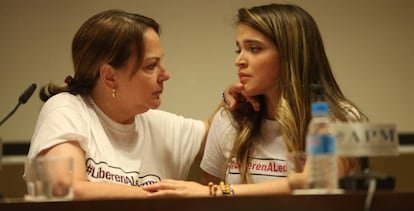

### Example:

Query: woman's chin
xmin=241 ymin=90 xmax=255 ymax=98
xmin=149 ymin=100 xmax=161 ymax=109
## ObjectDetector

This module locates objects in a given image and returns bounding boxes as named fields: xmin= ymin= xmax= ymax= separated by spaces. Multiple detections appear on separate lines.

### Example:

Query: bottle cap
xmin=311 ymin=101 xmax=329 ymax=115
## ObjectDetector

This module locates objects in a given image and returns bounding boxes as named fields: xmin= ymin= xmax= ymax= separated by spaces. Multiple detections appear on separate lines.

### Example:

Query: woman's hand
xmin=143 ymin=179 xmax=210 ymax=198
xmin=224 ymin=81 xmax=260 ymax=112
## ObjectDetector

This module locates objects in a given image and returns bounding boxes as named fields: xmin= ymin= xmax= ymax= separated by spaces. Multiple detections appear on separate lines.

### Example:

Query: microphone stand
xmin=339 ymin=157 xmax=396 ymax=191
xmin=0 ymin=83 xmax=36 ymax=200
xmin=0 ymin=83 xmax=37 ymax=127
xmin=0 ymin=102 xmax=23 ymax=127
xmin=339 ymin=157 xmax=396 ymax=211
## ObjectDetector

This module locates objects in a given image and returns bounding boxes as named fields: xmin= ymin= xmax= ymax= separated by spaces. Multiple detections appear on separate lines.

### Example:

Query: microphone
xmin=18 ymin=83 xmax=37 ymax=104
xmin=0 ymin=83 xmax=37 ymax=127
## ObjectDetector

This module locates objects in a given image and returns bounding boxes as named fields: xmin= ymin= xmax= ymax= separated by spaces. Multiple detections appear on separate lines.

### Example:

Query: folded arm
xmin=38 ymin=141 xmax=149 ymax=199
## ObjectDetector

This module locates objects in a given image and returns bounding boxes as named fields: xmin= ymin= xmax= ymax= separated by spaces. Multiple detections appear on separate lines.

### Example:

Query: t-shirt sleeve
xmin=28 ymin=96 xmax=88 ymax=159
xmin=147 ymin=109 xmax=206 ymax=179
xmin=200 ymin=108 xmax=234 ymax=179
xmin=172 ymin=113 xmax=206 ymax=166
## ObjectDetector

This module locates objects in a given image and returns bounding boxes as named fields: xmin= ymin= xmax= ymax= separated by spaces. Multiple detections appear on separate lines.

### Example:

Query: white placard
xmin=334 ymin=123 xmax=399 ymax=156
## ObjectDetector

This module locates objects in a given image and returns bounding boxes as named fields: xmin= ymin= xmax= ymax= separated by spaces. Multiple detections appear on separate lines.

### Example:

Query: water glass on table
xmin=24 ymin=156 xmax=74 ymax=201
xmin=286 ymin=152 xmax=307 ymax=174
xmin=286 ymin=152 xmax=308 ymax=191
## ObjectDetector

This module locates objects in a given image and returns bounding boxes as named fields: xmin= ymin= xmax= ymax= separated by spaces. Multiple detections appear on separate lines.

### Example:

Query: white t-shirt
xmin=26 ymin=92 xmax=205 ymax=187
xmin=200 ymin=108 xmax=288 ymax=184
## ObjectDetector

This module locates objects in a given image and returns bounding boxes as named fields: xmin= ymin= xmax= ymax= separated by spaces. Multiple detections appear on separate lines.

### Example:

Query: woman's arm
xmin=143 ymin=155 xmax=353 ymax=198
xmin=40 ymin=141 xmax=149 ymax=199
xmin=142 ymin=177 xmax=294 ymax=198
xmin=143 ymin=167 xmax=302 ymax=197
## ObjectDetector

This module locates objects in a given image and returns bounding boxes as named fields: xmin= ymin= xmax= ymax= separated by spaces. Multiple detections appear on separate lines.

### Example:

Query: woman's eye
xmin=147 ymin=64 xmax=157 ymax=70
xmin=234 ymin=45 xmax=261 ymax=54
xmin=250 ymin=46 xmax=261 ymax=53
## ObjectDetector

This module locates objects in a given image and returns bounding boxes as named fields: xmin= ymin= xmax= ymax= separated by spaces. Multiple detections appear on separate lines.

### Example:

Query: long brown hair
xmin=229 ymin=3 xmax=367 ymax=183
xmin=39 ymin=9 xmax=160 ymax=102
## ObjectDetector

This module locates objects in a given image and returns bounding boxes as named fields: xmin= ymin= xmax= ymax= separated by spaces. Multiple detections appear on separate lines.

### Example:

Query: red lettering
xmin=278 ymin=164 xmax=283 ymax=172
xmin=267 ymin=162 xmax=273 ymax=172
xmin=251 ymin=163 xmax=256 ymax=170
xmin=231 ymin=160 xmax=239 ymax=169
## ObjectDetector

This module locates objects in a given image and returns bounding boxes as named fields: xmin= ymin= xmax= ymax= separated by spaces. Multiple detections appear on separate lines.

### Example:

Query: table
xmin=1 ymin=191 xmax=413 ymax=211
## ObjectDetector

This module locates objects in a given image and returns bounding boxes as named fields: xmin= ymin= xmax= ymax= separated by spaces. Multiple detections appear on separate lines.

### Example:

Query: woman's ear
xmin=100 ymin=64 xmax=117 ymax=89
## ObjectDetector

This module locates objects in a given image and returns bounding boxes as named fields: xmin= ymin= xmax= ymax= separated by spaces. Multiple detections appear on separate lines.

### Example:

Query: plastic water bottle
xmin=306 ymin=101 xmax=338 ymax=190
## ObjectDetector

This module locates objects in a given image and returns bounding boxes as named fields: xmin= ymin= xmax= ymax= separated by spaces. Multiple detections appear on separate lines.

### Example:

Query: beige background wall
xmin=0 ymin=0 xmax=413 ymax=142
xmin=0 ymin=0 xmax=414 ymax=198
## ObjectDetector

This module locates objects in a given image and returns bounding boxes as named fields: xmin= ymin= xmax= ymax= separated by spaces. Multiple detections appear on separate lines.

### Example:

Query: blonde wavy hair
xmin=228 ymin=3 xmax=367 ymax=183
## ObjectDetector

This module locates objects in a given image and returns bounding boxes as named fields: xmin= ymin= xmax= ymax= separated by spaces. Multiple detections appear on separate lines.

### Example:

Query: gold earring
xmin=112 ymin=89 xmax=116 ymax=99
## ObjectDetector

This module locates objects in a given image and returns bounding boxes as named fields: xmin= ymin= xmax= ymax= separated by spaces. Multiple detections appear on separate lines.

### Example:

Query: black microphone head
xmin=18 ymin=83 xmax=37 ymax=104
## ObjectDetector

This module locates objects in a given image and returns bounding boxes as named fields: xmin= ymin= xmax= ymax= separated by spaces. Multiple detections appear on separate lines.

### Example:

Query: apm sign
xmin=335 ymin=123 xmax=399 ymax=157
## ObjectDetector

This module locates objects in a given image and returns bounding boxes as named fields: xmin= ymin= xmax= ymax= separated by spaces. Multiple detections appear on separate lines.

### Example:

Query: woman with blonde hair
xmin=144 ymin=3 xmax=366 ymax=197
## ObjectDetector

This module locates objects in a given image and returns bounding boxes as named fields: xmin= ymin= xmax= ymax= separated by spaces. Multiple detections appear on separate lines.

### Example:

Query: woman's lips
xmin=238 ymin=72 xmax=250 ymax=83
xmin=153 ymin=90 xmax=163 ymax=97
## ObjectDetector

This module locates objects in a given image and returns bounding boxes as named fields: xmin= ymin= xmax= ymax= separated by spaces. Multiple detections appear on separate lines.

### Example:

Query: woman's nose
xmin=235 ymin=54 xmax=247 ymax=68
xmin=159 ymin=65 xmax=170 ymax=82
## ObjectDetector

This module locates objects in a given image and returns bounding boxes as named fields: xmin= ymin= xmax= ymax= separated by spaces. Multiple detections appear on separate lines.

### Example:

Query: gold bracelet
xmin=208 ymin=181 xmax=235 ymax=197
xmin=219 ymin=181 xmax=235 ymax=197
xmin=208 ymin=182 xmax=219 ymax=197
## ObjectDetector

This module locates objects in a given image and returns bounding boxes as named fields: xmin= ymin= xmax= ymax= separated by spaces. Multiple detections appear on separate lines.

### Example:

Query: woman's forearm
xmin=73 ymin=180 xmax=149 ymax=199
